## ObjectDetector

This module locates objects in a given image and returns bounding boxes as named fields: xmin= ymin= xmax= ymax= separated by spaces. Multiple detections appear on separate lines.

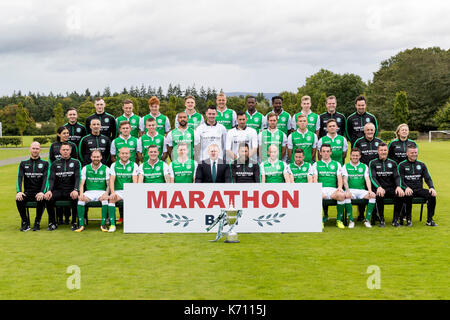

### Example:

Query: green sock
xmin=337 ymin=204 xmax=345 ymax=222
xmin=108 ymin=205 xmax=116 ymax=226
xmin=77 ymin=205 xmax=85 ymax=227
xmin=345 ymin=203 xmax=353 ymax=221
xmin=366 ymin=202 xmax=375 ymax=221
xmin=101 ymin=205 xmax=108 ymax=226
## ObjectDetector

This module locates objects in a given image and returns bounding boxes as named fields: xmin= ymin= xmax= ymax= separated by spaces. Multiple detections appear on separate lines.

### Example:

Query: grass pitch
xmin=0 ymin=141 xmax=449 ymax=300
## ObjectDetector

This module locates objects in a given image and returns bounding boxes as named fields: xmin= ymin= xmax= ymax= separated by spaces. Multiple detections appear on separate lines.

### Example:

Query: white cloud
xmin=0 ymin=0 xmax=448 ymax=94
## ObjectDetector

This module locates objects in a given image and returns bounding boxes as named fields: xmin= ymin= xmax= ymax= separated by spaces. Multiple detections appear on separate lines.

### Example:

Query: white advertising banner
xmin=123 ymin=183 xmax=322 ymax=233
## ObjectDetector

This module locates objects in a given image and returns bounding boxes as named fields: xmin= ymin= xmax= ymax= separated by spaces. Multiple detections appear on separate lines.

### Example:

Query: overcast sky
xmin=0 ymin=0 xmax=448 ymax=96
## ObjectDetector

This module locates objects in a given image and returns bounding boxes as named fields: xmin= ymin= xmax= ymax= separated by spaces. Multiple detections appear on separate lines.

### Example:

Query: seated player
xmin=289 ymin=148 xmax=313 ymax=183
xmin=109 ymin=147 xmax=139 ymax=226
xmin=138 ymin=145 xmax=172 ymax=183
xmin=342 ymin=148 xmax=376 ymax=228
xmin=311 ymin=144 xmax=346 ymax=229
xmin=16 ymin=142 xmax=49 ymax=231
xmin=75 ymin=150 xmax=112 ymax=233
xmin=169 ymin=142 xmax=198 ymax=183
xmin=260 ymin=144 xmax=292 ymax=183
xmin=398 ymin=144 xmax=437 ymax=227
xmin=230 ymin=143 xmax=260 ymax=183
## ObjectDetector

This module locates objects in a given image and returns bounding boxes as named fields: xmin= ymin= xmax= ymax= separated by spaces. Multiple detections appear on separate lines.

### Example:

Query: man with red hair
xmin=139 ymin=96 xmax=171 ymax=137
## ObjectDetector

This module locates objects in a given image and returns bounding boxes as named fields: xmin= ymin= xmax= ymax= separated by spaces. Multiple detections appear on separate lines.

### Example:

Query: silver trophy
xmin=206 ymin=202 xmax=242 ymax=243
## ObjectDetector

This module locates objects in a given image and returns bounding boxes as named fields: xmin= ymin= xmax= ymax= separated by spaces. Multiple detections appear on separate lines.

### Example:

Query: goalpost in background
xmin=428 ymin=130 xmax=450 ymax=142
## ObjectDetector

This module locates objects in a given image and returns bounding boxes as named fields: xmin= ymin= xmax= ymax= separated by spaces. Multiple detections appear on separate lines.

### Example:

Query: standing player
xmin=138 ymin=145 xmax=172 ymax=183
xmin=287 ymin=114 xmax=317 ymax=164
xmin=317 ymin=119 xmax=348 ymax=164
xmin=311 ymin=144 xmax=346 ymax=229
xmin=388 ymin=123 xmax=418 ymax=164
xmin=245 ymin=96 xmax=266 ymax=134
xmin=49 ymin=126 xmax=78 ymax=163
xmin=166 ymin=112 xmax=195 ymax=161
xmin=346 ymin=95 xmax=378 ymax=147
xmin=398 ymin=145 xmax=437 ymax=227
xmin=226 ymin=111 xmax=258 ymax=163
xmin=175 ymin=96 xmax=205 ymax=130
xmin=75 ymin=150 xmax=111 ymax=233
xmin=369 ymin=143 xmax=405 ymax=227
xmin=289 ymin=149 xmax=313 ymax=183
xmin=342 ymin=148 xmax=377 ymax=228
xmin=64 ymin=107 xmax=87 ymax=148
xmin=111 ymin=121 xmax=141 ymax=164
xmin=109 ymin=147 xmax=139 ymax=225
xmin=265 ymin=96 xmax=292 ymax=135
xmin=16 ymin=142 xmax=49 ymax=231
xmin=318 ymin=96 xmax=346 ymax=139
xmin=230 ymin=144 xmax=260 ymax=183
xmin=116 ymin=99 xmax=141 ymax=138
xmin=258 ymin=112 xmax=287 ymax=162
xmin=291 ymin=95 xmax=320 ymax=135
xmin=139 ymin=117 xmax=167 ymax=163
xmin=139 ymin=96 xmax=171 ymax=137
xmin=79 ymin=118 xmax=112 ymax=166
xmin=169 ymin=143 xmax=198 ymax=183
xmin=85 ymin=97 xmax=117 ymax=141
xmin=260 ymin=145 xmax=292 ymax=183
xmin=194 ymin=106 xmax=228 ymax=162
xmin=215 ymin=92 xmax=237 ymax=130
xmin=44 ymin=143 xmax=81 ymax=231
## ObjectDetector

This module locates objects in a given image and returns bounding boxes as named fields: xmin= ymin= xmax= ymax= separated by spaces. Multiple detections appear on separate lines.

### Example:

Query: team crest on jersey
xmin=416 ymin=165 xmax=421 ymax=170
xmin=366 ymin=118 xmax=370 ymax=123
xmin=76 ymin=128 xmax=81 ymax=133
xmin=101 ymin=139 xmax=106 ymax=144
xmin=302 ymin=167 xmax=307 ymax=172
xmin=337 ymin=118 xmax=341 ymax=123
xmin=127 ymin=167 xmax=132 ymax=172
xmin=69 ymin=163 xmax=74 ymax=168
xmin=309 ymin=117 xmax=314 ymax=122
xmin=186 ymin=164 xmax=192 ymax=169
xmin=336 ymin=140 xmax=341 ymax=144
xmin=131 ymin=119 xmax=136 ymax=124
xmin=281 ymin=117 xmax=286 ymax=121
xmin=38 ymin=163 xmax=43 ymax=169
xmin=99 ymin=170 xmax=103 ymax=175
xmin=306 ymin=136 xmax=311 ymax=141
xmin=387 ymin=163 xmax=392 ymax=168
xmin=225 ymin=114 xmax=230 ymax=119
xmin=375 ymin=142 xmax=379 ymax=147
xmin=105 ymin=118 xmax=109 ymax=123
xmin=249 ymin=163 xmax=253 ymax=168
xmin=158 ymin=119 xmax=162 ymax=124
xmin=156 ymin=166 xmax=161 ymax=171
xmin=358 ymin=167 xmax=364 ymax=173
xmin=186 ymin=133 xmax=191 ymax=138
xmin=129 ymin=141 xmax=134 ymax=146
xmin=155 ymin=139 xmax=161 ymax=144
xmin=330 ymin=164 xmax=335 ymax=170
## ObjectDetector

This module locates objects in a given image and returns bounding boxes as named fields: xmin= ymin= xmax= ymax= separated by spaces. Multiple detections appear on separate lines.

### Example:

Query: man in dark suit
xmin=195 ymin=144 xmax=231 ymax=183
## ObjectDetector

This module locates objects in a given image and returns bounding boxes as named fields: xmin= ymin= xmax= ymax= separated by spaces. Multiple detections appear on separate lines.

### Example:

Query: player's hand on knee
xmin=429 ymin=188 xmax=437 ymax=197
xmin=99 ymin=192 xmax=109 ymax=201
xmin=35 ymin=192 xmax=44 ymax=201
xmin=405 ymin=187 xmax=413 ymax=196
xmin=368 ymin=191 xmax=376 ymax=198
xmin=70 ymin=190 xmax=79 ymax=200
xmin=345 ymin=191 xmax=352 ymax=199
xmin=376 ymin=187 xmax=384 ymax=197
xmin=16 ymin=192 xmax=26 ymax=201
xmin=44 ymin=191 xmax=52 ymax=200
xmin=396 ymin=187 xmax=405 ymax=197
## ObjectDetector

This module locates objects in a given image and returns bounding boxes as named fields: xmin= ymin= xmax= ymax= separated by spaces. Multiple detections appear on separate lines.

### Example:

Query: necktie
xmin=212 ymin=161 xmax=217 ymax=183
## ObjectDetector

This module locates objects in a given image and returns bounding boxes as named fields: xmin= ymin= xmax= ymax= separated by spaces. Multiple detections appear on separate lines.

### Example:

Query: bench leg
xmin=420 ymin=203 xmax=424 ymax=222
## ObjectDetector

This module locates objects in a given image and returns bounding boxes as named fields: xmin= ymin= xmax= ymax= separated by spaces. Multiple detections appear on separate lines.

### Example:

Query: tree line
xmin=1 ymin=47 xmax=449 ymax=136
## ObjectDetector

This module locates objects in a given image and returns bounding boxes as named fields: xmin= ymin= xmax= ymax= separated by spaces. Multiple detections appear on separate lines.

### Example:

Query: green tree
xmin=77 ymin=99 xmax=95 ymax=124
xmin=367 ymin=47 xmax=450 ymax=131
xmin=434 ymin=100 xmax=450 ymax=130
xmin=16 ymin=103 xmax=31 ymax=144
xmin=393 ymin=91 xmax=410 ymax=125
xmin=54 ymin=103 xmax=65 ymax=128
xmin=316 ymin=92 xmax=327 ymax=115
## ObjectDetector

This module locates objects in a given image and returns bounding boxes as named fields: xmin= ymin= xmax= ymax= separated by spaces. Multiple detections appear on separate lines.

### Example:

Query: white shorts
xmin=322 ymin=187 xmax=337 ymax=200
xmin=114 ymin=190 xmax=125 ymax=200
xmin=84 ymin=190 xmax=106 ymax=201
xmin=349 ymin=189 xmax=369 ymax=200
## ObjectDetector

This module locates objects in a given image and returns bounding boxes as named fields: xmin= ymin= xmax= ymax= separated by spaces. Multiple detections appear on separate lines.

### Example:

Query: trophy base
xmin=224 ymin=240 xmax=240 ymax=243
xmin=224 ymin=232 xmax=240 ymax=243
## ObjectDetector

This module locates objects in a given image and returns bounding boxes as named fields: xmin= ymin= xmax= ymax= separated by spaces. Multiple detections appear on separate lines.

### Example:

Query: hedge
xmin=0 ymin=137 xmax=22 ymax=147
xmin=378 ymin=131 xmax=419 ymax=142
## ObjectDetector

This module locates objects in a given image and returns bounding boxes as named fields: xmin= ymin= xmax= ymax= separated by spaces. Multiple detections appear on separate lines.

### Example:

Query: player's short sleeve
xmin=110 ymin=140 xmax=117 ymax=155
xmin=317 ymin=137 xmax=323 ymax=150
xmin=286 ymin=115 xmax=293 ymax=131
xmin=336 ymin=162 xmax=343 ymax=175
xmin=364 ymin=164 xmax=369 ymax=178
xmin=193 ymin=160 xmax=198 ymax=178
xmin=163 ymin=162 xmax=171 ymax=176
xmin=139 ymin=117 xmax=145 ymax=132
xmin=342 ymin=137 xmax=348 ymax=152
xmin=136 ymin=139 xmax=143 ymax=153
xmin=110 ymin=163 xmax=116 ymax=176
xmin=262 ymin=115 xmax=268 ymax=129
xmin=194 ymin=126 xmax=201 ymax=146
xmin=259 ymin=163 xmax=266 ymax=176
xmin=283 ymin=162 xmax=292 ymax=175
xmin=282 ymin=132 xmax=288 ymax=147
xmin=307 ymin=163 xmax=313 ymax=176
xmin=168 ymin=163 xmax=175 ymax=178
xmin=174 ymin=114 xmax=180 ymax=128
xmin=250 ymin=128 xmax=258 ymax=149
xmin=165 ymin=131 xmax=173 ymax=147
xmin=225 ymin=130 xmax=233 ymax=151
xmin=313 ymin=134 xmax=318 ymax=148
xmin=287 ymin=134 xmax=293 ymax=149
xmin=81 ymin=166 xmax=87 ymax=180
xmin=341 ymin=165 xmax=348 ymax=177
xmin=133 ymin=163 xmax=139 ymax=176
xmin=165 ymin=117 xmax=171 ymax=133
xmin=311 ymin=162 xmax=318 ymax=176
xmin=105 ymin=166 xmax=111 ymax=180
xmin=232 ymin=110 xmax=237 ymax=127
xmin=258 ymin=132 xmax=262 ymax=146
xmin=315 ymin=116 xmax=320 ymax=131
xmin=138 ymin=164 xmax=144 ymax=175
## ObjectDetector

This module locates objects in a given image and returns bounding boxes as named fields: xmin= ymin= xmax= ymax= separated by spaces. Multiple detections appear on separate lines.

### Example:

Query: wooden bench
xmin=323 ymin=198 xmax=427 ymax=225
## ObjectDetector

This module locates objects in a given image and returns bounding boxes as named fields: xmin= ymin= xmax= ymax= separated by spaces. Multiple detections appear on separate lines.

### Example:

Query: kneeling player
xmin=311 ymin=144 xmax=346 ymax=229
xmin=109 ymin=147 xmax=139 ymax=227
xmin=75 ymin=150 xmax=112 ymax=232
xmin=342 ymin=148 xmax=376 ymax=228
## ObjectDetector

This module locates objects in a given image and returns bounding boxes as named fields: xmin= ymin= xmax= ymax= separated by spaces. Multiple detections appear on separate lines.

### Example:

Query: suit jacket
xmin=195 ymin=159 xmax=231 ymax=183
